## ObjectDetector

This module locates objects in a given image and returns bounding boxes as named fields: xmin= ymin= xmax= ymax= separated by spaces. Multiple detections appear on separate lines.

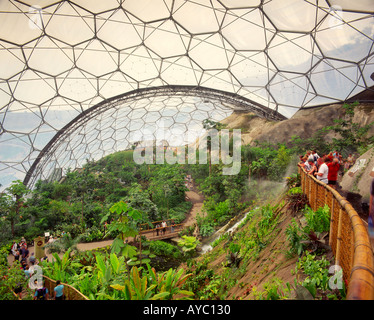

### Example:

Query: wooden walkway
xmin=139 ymin=222 xmax=184 ymax=241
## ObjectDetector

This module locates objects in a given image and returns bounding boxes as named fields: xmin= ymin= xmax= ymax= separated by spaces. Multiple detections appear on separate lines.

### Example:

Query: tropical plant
xmin=101 ymin=201 xmax=142 ymax=259
xmin=177 ymin=235 xmax=200 ymax=257
xmin=286 ymin=218 xmax=306 ymax=256
xmin=0 ymin=263 xmax=35 ymax=300
xmin=285 ymin=173 xmax=301 ymax=189
xmin=94 ymin=253 xmax=128 ymax=297
xmin=111 ymin=265 xmax=193 ymax=300
xmin=40 ymin=249 xmax=75 ymax=282
xmin=226 ymin=242 xmax=241 ymax=267
xmin=151 ymin=267 xmax=194 ymax=300
xmin=148 ymin=240 xmax=182 ymax=259
xmin=303 ymin=205 xmax=330 ymax=234
xmin=252 ymin=278 xmax=292 ymax=300
xmin=294 ymin=251 xmax=331 ymax=298
xmin=0 ymin=180 xmax=30 ymax=237
xmin=286 ymin=187 xmax=308 ymax=215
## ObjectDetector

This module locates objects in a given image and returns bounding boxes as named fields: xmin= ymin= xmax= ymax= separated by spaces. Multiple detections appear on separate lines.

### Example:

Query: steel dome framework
xmin=0 ymin=0 xmax=373 ymax=188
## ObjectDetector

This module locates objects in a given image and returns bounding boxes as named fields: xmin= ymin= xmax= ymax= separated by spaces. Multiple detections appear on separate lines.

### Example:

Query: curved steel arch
xmin=23 ymin=85 xmax=286 ymax=188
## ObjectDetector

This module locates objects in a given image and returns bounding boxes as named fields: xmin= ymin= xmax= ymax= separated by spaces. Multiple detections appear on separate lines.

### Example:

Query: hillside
xmin=194 ymin=194 xmax=302 ymax=299
xmin=183 ymin=188 xmax=338 ymax=300
xmin=221 ymin=103 xmax=374 ymax=147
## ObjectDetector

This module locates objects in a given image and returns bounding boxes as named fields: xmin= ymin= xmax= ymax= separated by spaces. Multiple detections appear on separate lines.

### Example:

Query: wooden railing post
xmin=335 ymin=208 xmax=343 ymax=267
xmin=329 ymin=198 xmax=335 ymax=247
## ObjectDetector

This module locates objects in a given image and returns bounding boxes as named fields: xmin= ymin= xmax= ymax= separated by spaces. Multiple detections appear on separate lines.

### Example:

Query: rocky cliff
xmin=222 ymin=103 xmax=374 ymax=147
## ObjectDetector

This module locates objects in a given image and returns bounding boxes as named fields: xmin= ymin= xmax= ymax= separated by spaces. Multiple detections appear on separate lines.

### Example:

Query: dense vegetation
xmin=0 ymin=102 xmax=371 ymax=300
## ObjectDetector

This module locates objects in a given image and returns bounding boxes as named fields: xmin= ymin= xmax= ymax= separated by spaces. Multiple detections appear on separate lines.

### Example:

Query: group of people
xmin=10 ymin=237 xmax=64 ymax=300
xmin=299 ymin=150 xmax=356 ymax=188
xmin=185 ymin=175 xmax=193 ymax=190
xmin=155 ymin=220 xmax=176 ymax=236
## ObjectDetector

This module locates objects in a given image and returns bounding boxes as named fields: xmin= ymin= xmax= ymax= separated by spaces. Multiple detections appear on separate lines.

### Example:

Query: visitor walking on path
xmin=33 ymin=281 xmax=49 ymax=300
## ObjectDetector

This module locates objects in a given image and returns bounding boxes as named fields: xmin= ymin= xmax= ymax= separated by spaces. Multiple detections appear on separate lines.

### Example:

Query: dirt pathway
xmin=182 ymin=185 xmax=204 ymax=236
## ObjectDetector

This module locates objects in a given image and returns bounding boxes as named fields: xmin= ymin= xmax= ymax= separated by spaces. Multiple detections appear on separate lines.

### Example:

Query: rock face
xmin=222 ymin=103 xmax=374 ymax=147
xmin=340 ymin=147 xmax=374 ymax=203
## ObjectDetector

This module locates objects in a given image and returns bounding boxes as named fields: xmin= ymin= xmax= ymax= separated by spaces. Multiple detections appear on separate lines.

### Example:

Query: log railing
xmin=298 ymin=165 xmax=374 ymax=300
xmin=43 ymin=275 xmax=89 ymax=300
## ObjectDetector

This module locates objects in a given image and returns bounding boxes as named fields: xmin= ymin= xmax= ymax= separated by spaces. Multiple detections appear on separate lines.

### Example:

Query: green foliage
xmin=111 ymin=265 xmax=193 ymax=300
xmin=198 ymin=222 xmax=215 ymax=237
xmin=102 ymin=201 xmax=143 ymax=257
xmin=226 ymin=242 xmax=242 ymax=267
xmin=286 ymin=218 xmax=306 ymax=256
xmin=268 ymin=145 xmax=292 ymax=181
xmin=198 ymin=274 xmax=224 ymax=300
xmin=168 ymin=201 xmax=192 ymax=224
xmin=286 ymin=205 xmax=330 ymax=257
xmin=290 ymin=102 xmax=374 ymax=156
xmin=0 ymin=264 xmax=33 ymax=300
xmin=43 ymin=234 xmax=82 ymax=255
xmin=0 ymin=147 xmax=194 ymax=247
xmin=182 ymin=261 xmax=223 ymax=299
xmin=287 ymin=186 xmax=303 ymax=195
xmin=0 ymin=180 xmax=30 ymax=237
xmin=148 ymin=164 xmax=187 ymax=212
xmin=244 ymin=143 xmax=292 ymax=181
xmin=251 ymin=278 xmax=292 ymax=300
xmin=303 ymin=205 xmax=330 ymax=234
xmin=294 ymin=251 xmax=331 ymax=297
xmin=286 ymin=191 xmax=308 ymax=215
xmin=148 ymin=241 xmax=182 ymax=259
xmin=285 ymin=173 xmax=301 ymax=189
xmin=177 ymin=235 xmax=200 ymax=257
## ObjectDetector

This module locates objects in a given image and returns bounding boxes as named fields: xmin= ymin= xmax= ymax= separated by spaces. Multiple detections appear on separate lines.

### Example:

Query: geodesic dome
xmin=0 ymin=0 xmax=373 ymax=189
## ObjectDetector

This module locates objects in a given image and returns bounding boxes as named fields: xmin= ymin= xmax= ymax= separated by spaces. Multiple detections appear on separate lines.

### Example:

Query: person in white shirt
xmin=316 ymin=157 xmax=330 ymax=183
xmin=161 ymin=220 xmax=167 ymax=235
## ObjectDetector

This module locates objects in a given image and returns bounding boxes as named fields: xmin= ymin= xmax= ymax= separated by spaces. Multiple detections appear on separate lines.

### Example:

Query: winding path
xmin=183 ymin=186 xmax=204 ymax=236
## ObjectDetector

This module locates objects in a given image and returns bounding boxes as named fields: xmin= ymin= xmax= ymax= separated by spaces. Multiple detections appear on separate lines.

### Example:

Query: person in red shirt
xmin=327 ymin=157 xmax=340 ymax=188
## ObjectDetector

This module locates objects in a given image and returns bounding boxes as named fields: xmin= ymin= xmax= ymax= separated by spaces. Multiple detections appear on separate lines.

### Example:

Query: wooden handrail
xmin=298 ymin=165 xmax=374 ymax=300
xmin=139 ymin=223 xmax=184 ymax=235
xmin=139 ymin=218 xmax=176 ymax=229
xmin=42 ymin=275 xmax=90 ymax=300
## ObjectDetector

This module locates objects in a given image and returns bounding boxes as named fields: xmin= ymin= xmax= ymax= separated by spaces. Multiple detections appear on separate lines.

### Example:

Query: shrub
xmin=303 ymin=205 xmax=330 ymax=234
xmin=169 ymin=201 xmax=192 ymax=224
xmin=294 ymin=251 xmax=331 ymax=297
xmin=285 ymin=173 xmax=301 ymax=189
xmin=286 ymin=218 xmax=306 ymax=256
xmin=148 ymin=240 xmax=182 ymax=259
xmin=286 ymin=188 xmax=308 ymax=215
